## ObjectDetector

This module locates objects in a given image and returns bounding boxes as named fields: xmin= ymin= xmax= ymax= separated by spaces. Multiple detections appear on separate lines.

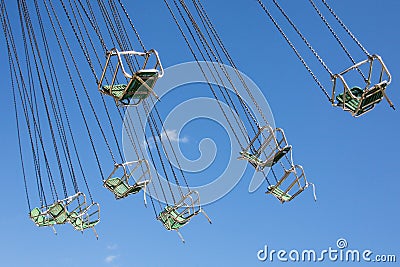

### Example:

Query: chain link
xmin=257 ymin=0 xmax=331 ymax=101
xmin=321 ymin=0 xmax=370 ymax=57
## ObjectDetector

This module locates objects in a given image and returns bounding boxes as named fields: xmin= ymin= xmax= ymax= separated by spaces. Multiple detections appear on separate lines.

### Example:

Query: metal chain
xmin=143 ymin=101 xmax=178 ymax=204
xmin=169 ymin=0 xmax=245 ymax=149
xmin=8 ymin=3 xmax=53 ymax=204
xmin=195 ymin=0 xmax=269 ymax=128
xmin=58 ymin=0 xmax=99 ymax=83
xmin=308 ymin=0 xmax=368 ymax=82
xmin=134 ymin=106 xmax=165 ymax=212
xmin=116 ymin=0 xmax=146 ymax=52
xmin=21 ymin=0 xmax=69 ymax=199
xmin=78 ymin=0 xmax=108 ymax=51
xmin=44 ymin=0 xmax=106 ymax=179
xmin=3 ymin=9 xmax=32 ymax=210
xmin=180 ymin=0 xmax=250 ymax=144
xmin=146 ymin=100 xmax=186 ymax=199
xmin=70 ymin=0 xmax=125 ymax=163
xmin=108 ymin=0 xmax=140 ymax=71
xmin=50 ymin=0 xmax=118 ymax=164
xmin=35 ymin=0 xmax=82 ymax=195
xmin=194 ymin=0 xmax=264 ymax=153
xmin=149 ymin=96 xmax=191 ymax=190
xmin=272 ymin=0 xmax=333 ymax=76
xmin=257 ymin=0 xmax=331 ymax=101
xmin=321 ymin=0 xmax=370 ymax=57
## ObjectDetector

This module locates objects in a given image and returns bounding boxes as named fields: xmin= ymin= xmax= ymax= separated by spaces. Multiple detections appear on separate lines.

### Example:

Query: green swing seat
xmin=267 ymin=185 xmax=292 ymax=202
xmin=48 ymin=202 xmax=69 ymax=224
xmin=336 ymin=85 xmax=385 ymax=116
xmin=240 ymin=151 xmax=264 ymax=165
xmin=158 ymin=206 xmax=189 ymax=231
xmin=240 ymin=146 xmax=291 ymax=168
xmin=30 ymin=208 xmax=56 ymax=227
xmin=264 ymin=147 xmax=291 ymax=167
xmin=104 ymin=177 xmax=145 ymax=199
xmin=102 ymin=70 xmax=158 ymax=101
xmin=69 ymin=212 xmax=99 ymax=231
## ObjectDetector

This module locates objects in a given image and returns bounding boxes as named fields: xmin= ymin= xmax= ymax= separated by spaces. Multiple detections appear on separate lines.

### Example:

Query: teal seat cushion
xmin=268 ymin=185 xmax=292 ymax=202
xmin=240 ymin=151 xmax=263 ymax=165
xmin=102 ymin=84 xmax=126 ymax=99
xmin=358 ymin=89 xmax=383 ymax=115
xmin=69 ymin=212 xmax=84 ymax=230
xmin=336 ymin=87 xmax=363 ymax=112
xmin=69 ymin=212 xmax=99 ymax=231
xmin=124 ymin=71 xmax=158 ymax=100
xmin=337 ymin=86 xmax=384 ymax=115
xmin=158 ymin=206 xmax=188 ymax=230
xmin=241 ymin=147 xmax=290 ymax=168
xmin=48 ymin=202 xmax=69 ymax=224
xmin=30 ymin=208 xmax=55 ymax=227
xmin=102 ymin=71 xmax=158 ymax=101
xmin=264 ymin=147 xmax=291 ymax=167
xmin=104 ymin=177 xmax=144 ymax=199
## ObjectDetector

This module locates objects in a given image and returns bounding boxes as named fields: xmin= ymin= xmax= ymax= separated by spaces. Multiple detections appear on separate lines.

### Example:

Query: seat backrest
xmin=267 ymin=185 xmax=292 ymax=202
xmin=69 ymin=201 xmax=100 ymax=230
xmin=30 ymin=208 xmax=55 ymax=227
xmin=48 ymin=202 xmax=69 ymax=224
xmin=265 ymin=146 xmax=292 ymax=167
xmin=359 ymin=83 xmax=385 ymax=109
xmin=158 ymin=206 xmax=188 ymax=230
xmin=123 ymin=71 xmax=159 ymax=100
xmin=69 ymin=212 xmax=84 ymax=230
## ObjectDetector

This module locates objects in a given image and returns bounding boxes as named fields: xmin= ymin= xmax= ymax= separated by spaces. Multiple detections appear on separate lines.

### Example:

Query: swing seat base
xmin=239 ymin=146 xmax=291 ymax=169
xmin=69 ymin=212 xmax=100 ymax=231
xmin=336 ymin=83 xmax=386 ymax=117
xmin=48 ymin=202 xmax=69 ymax=224
xmin=102 ymin=70 xmax=159 ymax=103
xmin=267 ymin=185 xmax=292 ymax=203
xmin=158 ymin=206 xmax=189 ymax=231
xmin=30 ymin=208 xmax=56 ymax=227
xmin=239 ymin=151 xmax=263 ymax=166
xmin=103 ymin=177 xmax=147 ymax=200
xmin=264 ymin=146 xmax=291 ymax=167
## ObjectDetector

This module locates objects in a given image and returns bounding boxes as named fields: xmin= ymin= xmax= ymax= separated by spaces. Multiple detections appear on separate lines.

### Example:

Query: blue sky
xmin=0 ymin=0 xmax=399 ymax=266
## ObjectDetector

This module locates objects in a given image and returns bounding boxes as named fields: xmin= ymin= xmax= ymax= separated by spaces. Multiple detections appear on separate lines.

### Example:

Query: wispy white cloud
xmin=107 ymin=244 xmax=118 ymax=250
xmin=146 ymin=129 xmax=188 ymax=148
xmin=161 ymin=129 xmax=189 ymax=143
xmin=105 ymin=255 xmax=118 ymax=264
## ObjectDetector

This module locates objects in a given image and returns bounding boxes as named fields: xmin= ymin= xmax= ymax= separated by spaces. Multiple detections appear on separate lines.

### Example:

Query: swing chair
xmin=29 ymin=207 xmax=57 ymax=233
xmin=257 ymin=0 xmax=395 ymax=117
xmin=69 ymin=205 xmax=100 ymax=238
xmin=98 ymin=48 xmax=164 ymax=107
xmin=103 ymin=160 xmax=151 ymax=205
xmin=65 ymin=192 xmax=100 ymax=238
xmin=157 ymin=190 xmax=212 ymax=243
xmin=333 ymin=55 xmax=394 ymax=117
xmin=267 ymin=165 xmax=315 ymax=203
xmin=46 ymin=196 xmax=76 ymax=225
xmin=239 ymin=126 xmax=292 ymax=171
xmin=29 ymin=192 xmax=99 ymax=232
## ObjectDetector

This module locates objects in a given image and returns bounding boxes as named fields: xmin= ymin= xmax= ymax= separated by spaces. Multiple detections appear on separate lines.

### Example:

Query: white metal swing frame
xmin=98 ymin=48 xmax=164 ymax=107
xmin=267 ymin=165 xmax=315 ymax=203
xmin=30 ymin=192 xmax=100 ymax=237
xmin=238 ymin=125 xmax=292 ymax=171
xmin=67 ymin=192 xmax=100 ymax=239
xmin=157 ymin=190 xmax=212 ymax=243
xmin=103 ymin=159 xmax=152 ymax=205
xmin=29 ymin=206 xmax=57 ymax=234
xmin=331 ymin=54 xmax=394 ymax=117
